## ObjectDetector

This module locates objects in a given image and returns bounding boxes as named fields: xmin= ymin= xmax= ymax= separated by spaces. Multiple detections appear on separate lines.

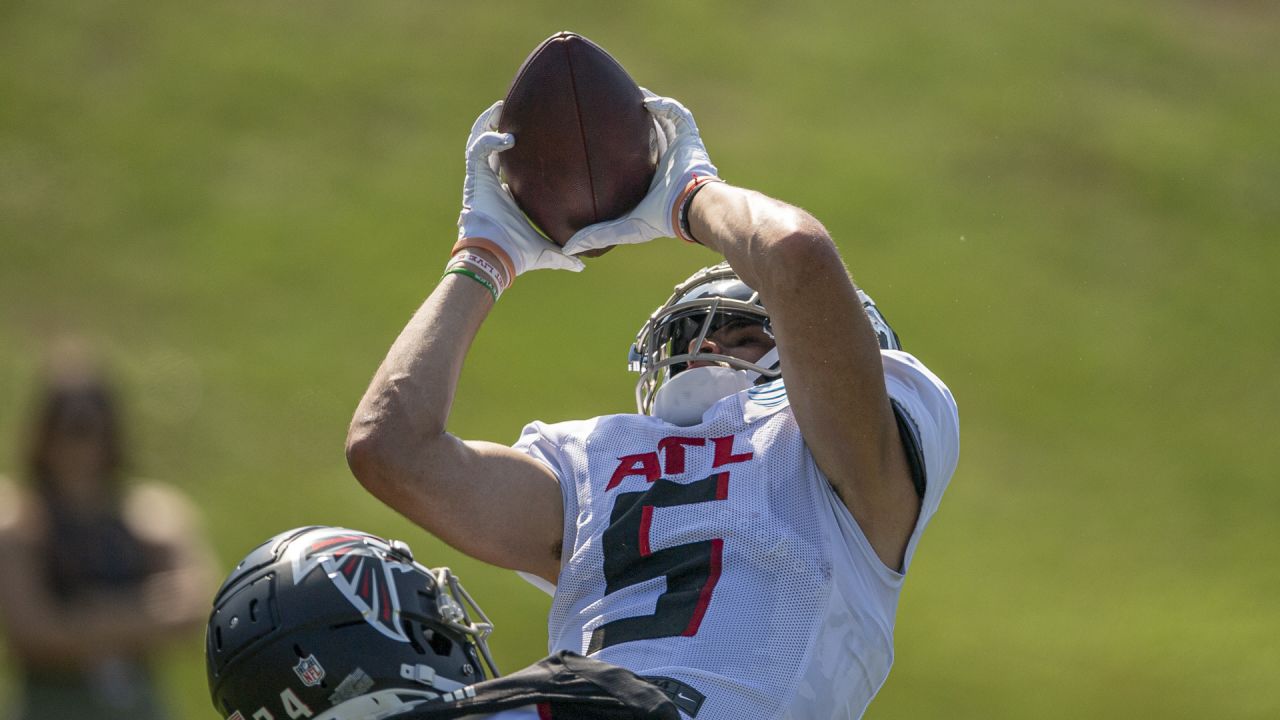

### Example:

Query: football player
xmin=343 ymin=94 xmax=960 ymax=719
xmin=205 ymin=526 xmax=678 ymax=720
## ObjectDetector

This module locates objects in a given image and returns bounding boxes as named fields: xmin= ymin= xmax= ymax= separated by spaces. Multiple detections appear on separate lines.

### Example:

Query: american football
xmin=498 ymin=31 xmax=656 ymax=249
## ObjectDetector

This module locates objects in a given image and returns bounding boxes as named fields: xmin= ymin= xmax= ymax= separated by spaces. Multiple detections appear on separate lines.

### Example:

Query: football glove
xmin=453 ymin=101 xmax=584 ymax=278
xmin=562 ymin=91 xmax=721 ymax=255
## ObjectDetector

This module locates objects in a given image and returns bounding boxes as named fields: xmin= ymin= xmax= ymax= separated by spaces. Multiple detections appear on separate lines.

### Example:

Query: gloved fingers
xmin=468 ymin=133 xmax=515 ymax=184
xmin=563 ymin=221 xmax=621 ymax=255
xmin=462 ymin=132 xmax=513 ymax=208
xmin=457 ymin=217 xmax=581 ymax=276
xmin=564 ymin=216 xmax=665 ymax=255
xmin=468 ymin=101 xmax=504 ymax=141
xmin=538 ymin=248 xmax=587 ymax=272
xmin=644 ymin=95 xmax=699 ymax=137
xmin=638 ymin=91 xmax=674 ymax=156
xmin=464 ymin=105 xmax=509 ymax=189
xmin=468 ymin=131 xmax=515 ymax=161
xmin=650 ymin=117 xmax=668 ymax=163
xmin=485 ymin=140 xmax=508 ymax=176
xmin=646 ymin=111 xmax=679 ymax=158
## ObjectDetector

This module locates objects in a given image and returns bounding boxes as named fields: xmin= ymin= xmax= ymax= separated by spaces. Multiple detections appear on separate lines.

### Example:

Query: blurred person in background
xmin=0 ymin=340 xmax=216 ymax=720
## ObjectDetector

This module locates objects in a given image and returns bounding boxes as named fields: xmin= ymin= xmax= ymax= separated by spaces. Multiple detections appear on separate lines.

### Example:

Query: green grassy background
xmin=2 ymin=1 xmax=1278 ymax=718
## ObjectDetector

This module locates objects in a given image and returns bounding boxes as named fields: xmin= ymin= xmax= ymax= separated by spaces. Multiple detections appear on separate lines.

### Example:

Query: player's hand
xmin=454 ymin=101 xmax=584 ymax=278
xmin=562 ymin=90 xmax=721 ymax=255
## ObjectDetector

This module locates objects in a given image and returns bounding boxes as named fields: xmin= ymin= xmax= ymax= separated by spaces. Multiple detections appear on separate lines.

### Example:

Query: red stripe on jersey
xmin=638 ymin=505 xmax=654 ymax=557
xmin=684 ymin=538 xmax=723 ymax=636
xmin=537 ymin=702 xmax=553 ymax=720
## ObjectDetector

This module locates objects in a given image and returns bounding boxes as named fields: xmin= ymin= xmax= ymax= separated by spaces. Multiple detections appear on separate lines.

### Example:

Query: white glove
xmin=561 ymin=91 xmax=721 ymax=256
xmin=454 ymin=101 xmax=584 ymax=278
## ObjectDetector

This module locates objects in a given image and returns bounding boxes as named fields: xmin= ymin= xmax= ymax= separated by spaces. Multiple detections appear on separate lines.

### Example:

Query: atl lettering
xmin=590 ymin=434 xmax=753 ymax=651
xmin=607 ymin=434 xmax=753 ymax=490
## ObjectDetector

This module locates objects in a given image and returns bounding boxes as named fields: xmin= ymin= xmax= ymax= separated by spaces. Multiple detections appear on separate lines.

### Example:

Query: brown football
xmin=498 ymin=32 xmax=656 ymax=252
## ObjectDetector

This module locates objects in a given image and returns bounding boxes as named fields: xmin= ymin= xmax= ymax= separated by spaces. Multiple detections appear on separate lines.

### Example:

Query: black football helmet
xmin=629 ymin=261 xmax=902 ymax=415
xmin=206 ymin=526 xmax=498 ymax=720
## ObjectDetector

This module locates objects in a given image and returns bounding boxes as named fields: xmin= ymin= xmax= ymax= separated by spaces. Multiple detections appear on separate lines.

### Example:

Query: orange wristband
xmin=451 ymin=238 xmax=517 ymax=286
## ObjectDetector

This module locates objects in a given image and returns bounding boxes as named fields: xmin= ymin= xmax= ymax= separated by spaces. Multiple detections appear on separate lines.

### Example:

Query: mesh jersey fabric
xmin=512 ymin=349 xmax=959 ymax=720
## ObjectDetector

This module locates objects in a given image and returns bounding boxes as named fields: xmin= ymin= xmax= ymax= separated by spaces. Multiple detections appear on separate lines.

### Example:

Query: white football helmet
xmin=630 ymin=262 xmax=901 ymax=424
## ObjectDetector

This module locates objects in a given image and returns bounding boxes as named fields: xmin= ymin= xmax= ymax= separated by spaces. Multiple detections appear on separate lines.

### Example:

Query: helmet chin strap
xmin=651 ymin=348 xmax=782 ymax=426
xmin=743 ymin=347 xmax=780 ymax=385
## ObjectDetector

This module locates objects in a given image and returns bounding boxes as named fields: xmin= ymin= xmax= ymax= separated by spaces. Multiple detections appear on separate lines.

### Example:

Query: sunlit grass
xmin=2 ymin=1 xmax=1277 ymax=718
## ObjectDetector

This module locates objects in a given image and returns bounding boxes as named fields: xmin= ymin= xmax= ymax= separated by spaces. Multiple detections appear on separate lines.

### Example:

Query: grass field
xmin=2 ymin=1 xmax=1278 ymax=718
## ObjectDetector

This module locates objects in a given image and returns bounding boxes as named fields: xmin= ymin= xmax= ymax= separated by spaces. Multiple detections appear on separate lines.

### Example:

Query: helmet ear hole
xmin=403 ymin=620 xmax=426 ymax=656
xmin=427 ymin=628 xmax=453 ymax=657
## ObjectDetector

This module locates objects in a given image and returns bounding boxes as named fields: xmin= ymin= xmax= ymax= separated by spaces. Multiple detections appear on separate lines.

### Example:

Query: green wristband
xmin=442 ymin=267 xmax=499 ymax=302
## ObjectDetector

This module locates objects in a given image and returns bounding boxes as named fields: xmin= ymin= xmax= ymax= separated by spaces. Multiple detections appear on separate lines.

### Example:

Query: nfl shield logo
xmin=293 ymin=654 xmax=326 ymax=687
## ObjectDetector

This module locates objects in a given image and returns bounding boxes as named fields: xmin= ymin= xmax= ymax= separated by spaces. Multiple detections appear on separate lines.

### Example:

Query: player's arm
xmin=688 ymin=182 xmax=919 ymax=570
xmin=346 ymin=285 xmax=567 ymax=582
xmin=347 ymin=270 xmax=566 ymax=581
xmin=563 ymin=95 xmax=917 ymax=569
xmin=346 ymin=103 xmax=581 ymax=583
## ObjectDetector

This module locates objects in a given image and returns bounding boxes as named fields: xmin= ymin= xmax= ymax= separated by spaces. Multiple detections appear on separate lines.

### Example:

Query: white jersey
xmin=512 ymin=350 xmax=960 ymax=720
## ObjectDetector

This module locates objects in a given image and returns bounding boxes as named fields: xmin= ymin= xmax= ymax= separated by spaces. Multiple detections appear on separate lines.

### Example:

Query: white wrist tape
xmin=449 ymin=250 xmax=509 ymax=292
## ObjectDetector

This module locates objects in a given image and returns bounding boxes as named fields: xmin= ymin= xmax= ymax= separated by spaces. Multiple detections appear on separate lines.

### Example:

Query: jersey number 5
xmin=588 ymin=472 xmax=728 ymax=653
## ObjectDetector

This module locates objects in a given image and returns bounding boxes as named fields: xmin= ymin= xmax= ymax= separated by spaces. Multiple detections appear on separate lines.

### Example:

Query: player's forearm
xmin=346 ymin=274 xmax=494 ymax=487
xmin=686 ymin=182 xmax=839 ymax=292
xmin=688 ymin=181 xmax=917 ymax=568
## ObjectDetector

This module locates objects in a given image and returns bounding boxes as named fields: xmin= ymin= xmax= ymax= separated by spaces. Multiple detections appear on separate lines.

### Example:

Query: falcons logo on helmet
xmin=289 ymin=529 xmax=415 ymax=643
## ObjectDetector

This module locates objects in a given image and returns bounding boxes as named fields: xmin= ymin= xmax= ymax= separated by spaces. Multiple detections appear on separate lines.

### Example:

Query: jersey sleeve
xmin=880 ymin=349 xmax=961 ymax=571
xmin=511 ymin=421 xmax=579 ymax=596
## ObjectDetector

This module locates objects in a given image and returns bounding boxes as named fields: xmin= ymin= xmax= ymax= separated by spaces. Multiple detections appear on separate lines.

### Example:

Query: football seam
xmin=561 ymin=41 xmax=601 ymax=224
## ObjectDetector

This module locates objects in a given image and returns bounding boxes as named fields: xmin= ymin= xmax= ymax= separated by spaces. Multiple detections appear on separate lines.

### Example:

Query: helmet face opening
xmin=630 ymin=262 xmax=904 ymax=417
xmin=631 ymin=263 xmax=778 ymax=416
xmin=653 ymin=307 xmax=770 ymax=377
